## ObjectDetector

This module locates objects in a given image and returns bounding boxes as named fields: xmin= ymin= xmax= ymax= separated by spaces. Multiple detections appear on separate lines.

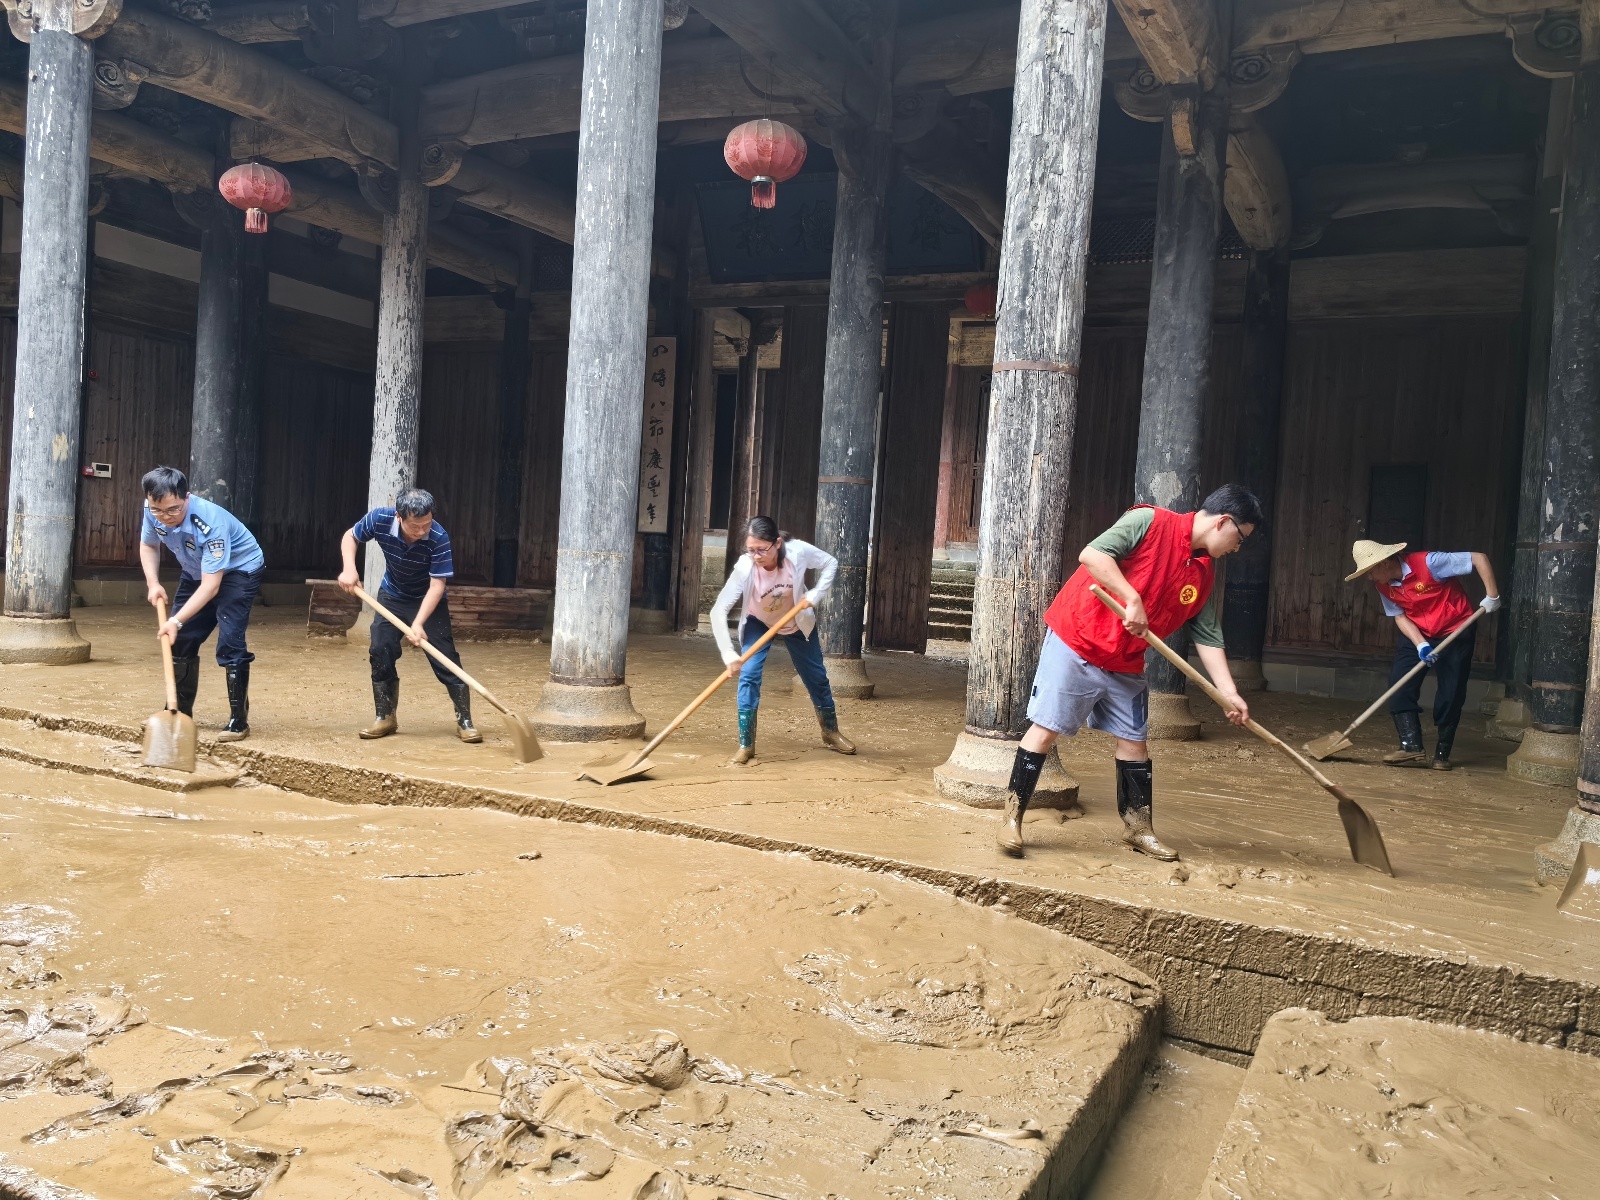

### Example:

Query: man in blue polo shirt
xmin=138 ymin=465 xmax=265 ymax=742
xmin=337 ymin=488 xmax=479 ymax=744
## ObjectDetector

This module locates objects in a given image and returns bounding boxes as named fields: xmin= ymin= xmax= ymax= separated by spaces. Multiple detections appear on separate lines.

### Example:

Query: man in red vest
xmin=998 ymin=484 xmax=1264 ymax=862
xmin=1345 ymin=541 xmax=1500 ymax=770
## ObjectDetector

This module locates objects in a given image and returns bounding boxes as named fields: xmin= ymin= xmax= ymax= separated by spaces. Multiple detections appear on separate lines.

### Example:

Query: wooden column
xmin=723 ymin=335 xmax=759 ymax=576
xmin=234 ymin=220 xmax=268 ymax=530
xmin=933 ymin=0 xmax=1104 ymax=807
xmin=0 ymin=0 xmax=103 ymax=665
xmin=1135 ymin=88 xmax=1229 ymax=740
xmin=492 ymin=237 xmax=535 ymax=587
xmin=867 ymin=300 xmax=951 ymax=653
xmin=530 ymin=0 xmax=661 ymax=741
xmin=1496 ymin=79 xmax=1571 ymax=741
xmin=811 ymin=122 xmax=893 ymax=700
xmin=1514 ymin=2 xmax=1600 ymax=788
xmin=363 ymin=109 xmax=429 ymax=595
xmin=185 ymin=194 xmax=245 ymax=508
xmin=672 ymin=307 xmax=717 ymax=630
xmin=1221 ymin=247 xmax=1290 ymax=691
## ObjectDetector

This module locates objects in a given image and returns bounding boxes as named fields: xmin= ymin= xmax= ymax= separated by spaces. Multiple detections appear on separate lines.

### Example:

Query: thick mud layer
xmin=0 ymin=757 xmax=1158 ymax=1199
xmin=1202 ymin=1008 xmax=1600 ymax=1199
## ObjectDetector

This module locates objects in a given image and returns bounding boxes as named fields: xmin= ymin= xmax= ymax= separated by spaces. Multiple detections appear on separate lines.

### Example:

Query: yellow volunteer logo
xmin=1415 ymin=582 xmax=1427 ymax=592
xmin=1179 ymin=584 xmax=1199 ymax=606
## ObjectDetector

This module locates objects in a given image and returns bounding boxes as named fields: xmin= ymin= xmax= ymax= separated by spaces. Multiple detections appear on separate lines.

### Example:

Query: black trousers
xmin=369 ymin=588 xmax=463 ymax=692
xmin=172 ymin=569 xmax=262 ymax=667
xmin=1386 ymin=628 xmax=1475 ymax=737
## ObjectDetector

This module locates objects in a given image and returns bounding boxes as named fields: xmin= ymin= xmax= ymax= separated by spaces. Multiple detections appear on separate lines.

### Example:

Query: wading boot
xmin=1117 ymin=758 xmax=1178 ymax=862
xmin=997 ymin=747 xmax=1047 ymax=858
xmin=172 ymin=655 xmax=200 ymax=718
xmin=216 ymin=664 xmax=250 ymax=742
xmin=1431 ymin=722 xmax=1457 ymax=771
xmin=816 ymin=706 xmax=856 ymax=754
xmin=729 ymin=709 xmax=757 ymax=765
xmin=360 ymin=679 xmax=399 ymax=739
xmin=447 ymin=681 xmax=482 ymax=744
xmin=1383 ymin=711 xmax=1426 ymax=765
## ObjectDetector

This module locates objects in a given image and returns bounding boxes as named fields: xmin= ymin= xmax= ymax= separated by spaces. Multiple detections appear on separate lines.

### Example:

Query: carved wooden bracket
xmin=91 ymin=54 xmax=142 ymax=109
xmin=1505 ymin=11 xmax=1580 ymax=78
xmin=172 ymin=186 xmax=233 ymax=233
xmin=4 ymin=0 xmax=122 ymax=41
xmin=1114 ymin=43 xmax=1301 ymax=124
xmin=356 ymin=163 xmax=398 ymax=216
xmin=890 ymin=86 xmax=945 ymax=144
xmin=419 ymin=139 xmax=465 ymax=187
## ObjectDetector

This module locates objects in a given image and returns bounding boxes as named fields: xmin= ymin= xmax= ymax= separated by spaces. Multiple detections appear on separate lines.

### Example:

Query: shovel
xmin=1304 ymin=608 xmax=1486 ymax=761
xmin=142 ymin=598 xmax=197 ymax=773
xmin=354 ymin=585 xmax=543 ymax=763
xmin=1091 ymin=586 xmax=1393 ymax=875
xmin=578 ymin=596 xmax=812 ymax=785
xmin=1556 ymin=841 xmax=1600 ymax=920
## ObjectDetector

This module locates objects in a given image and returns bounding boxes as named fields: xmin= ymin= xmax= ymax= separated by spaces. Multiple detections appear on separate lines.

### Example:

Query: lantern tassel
xmin=750 ymin=178 xmax=776 ymax=209
xmin=245 ymin=207 xmax=267 ymax=234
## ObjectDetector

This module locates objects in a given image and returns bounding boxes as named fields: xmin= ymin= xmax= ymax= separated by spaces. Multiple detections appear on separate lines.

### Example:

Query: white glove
xmin=1480 ymin=595 xmax=1502 ymax=613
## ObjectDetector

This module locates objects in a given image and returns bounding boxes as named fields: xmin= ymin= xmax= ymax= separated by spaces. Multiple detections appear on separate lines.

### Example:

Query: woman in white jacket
xmin=711 ymin=515 xmax=857 ymax=764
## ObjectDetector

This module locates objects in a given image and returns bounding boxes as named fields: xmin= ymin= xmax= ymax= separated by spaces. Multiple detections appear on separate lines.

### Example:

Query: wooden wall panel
xmin=256 ymin=354 xmax=373 ymax=575
xmin=763 ymin=305 xmax=828 ymax=541
xmin=0 ymin=317 xmax=14 ymax=566
xmin=869 ymin=302 xmax=952 ymax=652
xmin=1269 ymin=314 xmax=1522 ymax=663
xmin=418 ymin=346 xmax=501 ymax=583
xmin=75 ymin=324 xmax=194 ymax=569
xmin=943 ymin=365 xmax=989 ymax=546
xmin=516 ymin=348 xmax=568 ymax=589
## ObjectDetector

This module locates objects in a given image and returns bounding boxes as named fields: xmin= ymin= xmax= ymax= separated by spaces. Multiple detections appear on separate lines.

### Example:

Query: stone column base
xmin=1488 ymin=696 xmax=1530 ymax=743
xmin=1147 ymin=691 xmax=1201 ymax=741
xmin=628 ymin=606 xmax=672 ymax=635
xmin=794 ymin=654 xmax=874 ymax=700
xmin=1226 ymin=657 xmax=1267 ymax=693
xmin=0 ymin=615 xmax=91 ymax=665
xmin=1477 ymin=680 xmax=1506 ymax=717
xmin=1506 ymin=728 xmax=1578 ymax=788
xmin=530 ymin=679 xmax=646 ymax=742
xmin=933 ymin=731 xmax=1081 ymax=811
xmin=1534 ymin=804 xmax=1600 ymax=884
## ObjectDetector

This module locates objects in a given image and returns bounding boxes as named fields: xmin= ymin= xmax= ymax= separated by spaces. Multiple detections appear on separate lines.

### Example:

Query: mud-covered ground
xmin=1 ymin=606 xmax=1589 ymax=997
xmin=0 ymin=755 xmax=1158 ymax=1199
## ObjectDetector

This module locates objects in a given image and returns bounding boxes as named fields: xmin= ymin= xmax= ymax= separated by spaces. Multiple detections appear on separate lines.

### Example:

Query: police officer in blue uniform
xmin=138 ymin=466 xmax=266 ymax=741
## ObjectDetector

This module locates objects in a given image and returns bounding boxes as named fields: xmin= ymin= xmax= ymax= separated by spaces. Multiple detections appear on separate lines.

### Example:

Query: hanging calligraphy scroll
xmin=637 ymin=336 xmax=677 ymax=533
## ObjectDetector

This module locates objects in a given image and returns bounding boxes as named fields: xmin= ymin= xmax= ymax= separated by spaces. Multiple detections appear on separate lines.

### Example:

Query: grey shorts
xmin=1026 ymin=629 xmax=1149 ymax=741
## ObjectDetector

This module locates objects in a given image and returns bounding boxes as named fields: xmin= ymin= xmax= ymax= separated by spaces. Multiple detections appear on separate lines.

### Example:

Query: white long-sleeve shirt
xmin=710 ymin=538 xmax=838 ymax=665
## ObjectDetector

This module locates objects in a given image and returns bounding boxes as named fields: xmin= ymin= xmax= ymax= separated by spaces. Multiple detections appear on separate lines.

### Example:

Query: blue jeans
xmin=738 ymin=616 xmax=835 ymax=711
xmin=172 ymin=569 xmax=262 ymax=667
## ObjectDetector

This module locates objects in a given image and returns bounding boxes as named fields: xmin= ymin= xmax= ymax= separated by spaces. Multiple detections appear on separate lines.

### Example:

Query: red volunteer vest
xmin=1375 ymin=552 xmax=1473 ymax=640
xmin=1044 ymin=506 xmax=1216 ymax=674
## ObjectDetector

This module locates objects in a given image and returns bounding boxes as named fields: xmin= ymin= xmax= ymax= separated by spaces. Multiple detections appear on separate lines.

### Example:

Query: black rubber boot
xmin=1384 ymin=711 xmax=1425 ymax=764
xmin=172 ymin=655 xmax=201 ymax=718
xmin=998 ymin=747 xmax=1047 ymax=858
xmin=447 ymin=681 xmax=482 ymax=743
xmin=216 ymin=664 xmax=250 ymax=742
xmin=361 ymin=679 xmax=399 ymax=739
xmin=816 ymin=706 xmax=856 ymax=754
xmin=1117 ymin=758 xmax=1178 ymax=862
xmin=730 ymin=709 xmax=757 ymax=765
xmin=1432 ymin=720 xmax=1458 ymax=771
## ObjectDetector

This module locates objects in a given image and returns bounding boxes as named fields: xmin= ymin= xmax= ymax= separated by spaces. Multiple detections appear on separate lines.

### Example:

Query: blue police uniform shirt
xmin=351 ymin=507 xmax=454 ymax=601
xmin=140 ymin=493 xmax=265 ymax=580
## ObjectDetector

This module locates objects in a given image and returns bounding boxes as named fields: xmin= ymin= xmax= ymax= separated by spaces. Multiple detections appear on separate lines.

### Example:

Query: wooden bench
xmin=306 ymin=580 xmax=550 ymax=641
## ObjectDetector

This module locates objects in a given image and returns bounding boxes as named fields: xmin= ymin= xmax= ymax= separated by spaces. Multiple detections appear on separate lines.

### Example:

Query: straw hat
xmin=1345 ymin=539 xmax=1407 ymax=582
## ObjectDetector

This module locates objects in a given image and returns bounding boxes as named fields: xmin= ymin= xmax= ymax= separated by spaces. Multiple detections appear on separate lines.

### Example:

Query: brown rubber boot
xmin=816 ymin=706 xmax=856 ymax=754
xmin=996 ymin=793 xmax=1025 ymax=858
xmin=360 ymin=679 xmax=398 ymax=740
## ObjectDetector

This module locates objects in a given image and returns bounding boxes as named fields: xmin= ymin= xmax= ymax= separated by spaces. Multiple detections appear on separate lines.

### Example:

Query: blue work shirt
xmin=140 ymin=494 xmax=264 ymax=580
xmin=351 ymin=507 xmax=454 ymax=601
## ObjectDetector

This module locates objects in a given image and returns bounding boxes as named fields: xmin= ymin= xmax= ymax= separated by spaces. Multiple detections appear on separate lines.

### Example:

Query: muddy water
xmin=0 ymin=758 xmax=1156 ymax=1199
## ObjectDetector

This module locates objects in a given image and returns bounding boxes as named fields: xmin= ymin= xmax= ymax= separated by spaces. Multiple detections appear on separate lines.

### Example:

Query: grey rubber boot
xmin=361 ymin=679 xmax=399 ymax=739
xmin=1117 ymin=758 xmax=1178 ymax=862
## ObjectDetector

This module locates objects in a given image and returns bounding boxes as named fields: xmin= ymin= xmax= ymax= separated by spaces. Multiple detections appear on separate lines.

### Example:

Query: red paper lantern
xmin=964 ymin=281 xmax=998 ymax=319
xmin=723 ymin=119 xmax=807 ymax=209
xmin=219 ymin=162 xmax=292 ymax=234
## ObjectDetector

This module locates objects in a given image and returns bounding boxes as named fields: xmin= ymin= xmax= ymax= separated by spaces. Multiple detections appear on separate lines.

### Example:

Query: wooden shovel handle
xmin=154 ymin=598 xmax=179 ymax=714
xmin=1339 ymin=607 xmax=1486 ymax=738
xmin=353 ymin=584 xmax=511 ymax=716
xmin=623 ymin=597 xmax=813 ymax=770
xmin=1089 ymin=585 xmax=1354 ymax=799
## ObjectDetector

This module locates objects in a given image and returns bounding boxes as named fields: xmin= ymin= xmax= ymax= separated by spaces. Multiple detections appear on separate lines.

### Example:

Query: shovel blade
xmin=1303 ymin=731 xmax=1352 ymax=761
xmin=143 ymin=710 xmax=197 ymax=773
xmin=499 ymin=710 xmax=544 ymax=763
xmin=1337 ymin=796 xmax=1394 ymax=876
xmin=576 ymin=755 xmax=657 ymax=786
xmin=1556 ymin=841 xmax=1600 ymax=920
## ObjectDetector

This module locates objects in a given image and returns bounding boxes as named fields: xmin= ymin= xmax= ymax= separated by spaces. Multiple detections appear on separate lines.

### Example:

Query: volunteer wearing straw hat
xmin=1346 ymin=540 xmax=1500 ymax=770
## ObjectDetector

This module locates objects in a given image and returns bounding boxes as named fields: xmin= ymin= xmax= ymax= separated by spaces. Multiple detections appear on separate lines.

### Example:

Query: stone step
xmin=927 ymin=607 xmax=972 ymax=625
xmin=928 ymin=622 xmax=973 ymax=642
xmin=930 ymin=582 xmax=975 ymax=598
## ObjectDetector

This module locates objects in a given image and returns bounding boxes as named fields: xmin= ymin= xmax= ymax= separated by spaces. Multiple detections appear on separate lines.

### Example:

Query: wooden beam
xmin=1110 ymin=0 xmax=1223 ymax=87
xmin=206 ymin=0 xmax=529 ymax=43
xmin=1224 ymin=112 xmax=1290 ymax=250
xmin=898 ymin=117 xmax=1007 ymax=248
xmin=686 ymin=0 xmax=879 ymax=123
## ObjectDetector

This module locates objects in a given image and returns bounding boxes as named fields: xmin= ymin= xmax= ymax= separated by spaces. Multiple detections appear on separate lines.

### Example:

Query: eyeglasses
xmin=747 ymin=541 xmax=776 ymax=556
xmin=1223 ymin=516 xmax=1251 ymax=542
xmin=148 ymin=501 xmax=185 ymax=518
